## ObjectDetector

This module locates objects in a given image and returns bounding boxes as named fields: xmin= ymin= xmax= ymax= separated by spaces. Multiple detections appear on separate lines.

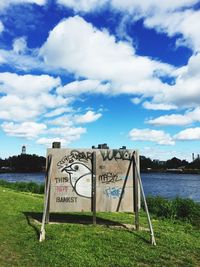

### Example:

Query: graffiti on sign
xmin=56 ymin=186 xmax=68 ymax=193
xmin=100 ymin=149 xmax=132 ymax=161
xmin=57 ymin=150 xmax=92 ymax=168
xmin=98 ymin=172 xmax=122 ymax=184
xmin=47 ymin=148 xmax=137 ymax=212
xmin=56 ymin=151 xmax=92 ymax=199
xmin=55 ymin=177 xmax=69 ymax=183
xmin=104 ymin=187 xmax=123 ymax=199
xmin=56 ymin=197 xmax=77 ymax=203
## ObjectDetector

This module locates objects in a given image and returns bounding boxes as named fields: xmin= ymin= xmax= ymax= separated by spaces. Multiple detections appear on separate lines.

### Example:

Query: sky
xmin=0 ymin=0 xmax=200 ymax=161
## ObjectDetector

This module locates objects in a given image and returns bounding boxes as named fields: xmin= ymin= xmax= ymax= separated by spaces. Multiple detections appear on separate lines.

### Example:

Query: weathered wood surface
xmin=46 ymin=148 xmax=140 ymax=213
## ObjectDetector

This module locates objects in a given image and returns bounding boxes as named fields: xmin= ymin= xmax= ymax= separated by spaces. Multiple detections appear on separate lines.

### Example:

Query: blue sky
xmin=0 ymin=0 xmax=200 ymax=161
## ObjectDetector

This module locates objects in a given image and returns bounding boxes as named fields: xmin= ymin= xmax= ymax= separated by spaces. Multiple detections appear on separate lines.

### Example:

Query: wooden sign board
xmin=47 ymin=148 xmax=140 ymax=213
xmin=40 ymin=147 xmax=156 ymax=245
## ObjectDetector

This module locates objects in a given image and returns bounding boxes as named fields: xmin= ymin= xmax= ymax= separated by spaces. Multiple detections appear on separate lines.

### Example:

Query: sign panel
xmin=47 ymin=148 xmax=138 ymax=213
xmin=96 ymin=149 xmax=134 ymax=212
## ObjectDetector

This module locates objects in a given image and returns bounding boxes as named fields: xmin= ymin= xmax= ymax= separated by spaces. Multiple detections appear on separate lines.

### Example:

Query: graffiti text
xmin=104 ymin=187 xmax=123 ymax=199
xmin=99 ymin=172 xmax=122 ymax=184
xmin=56 ymin=197 xmax=77 ymax=203
xmin=100 ymin=149 xmax=132 ymax=161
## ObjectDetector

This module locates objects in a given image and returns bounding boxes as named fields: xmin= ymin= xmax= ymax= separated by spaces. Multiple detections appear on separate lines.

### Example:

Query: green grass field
xmin=0 ymin=185 xmax=200 ymax=267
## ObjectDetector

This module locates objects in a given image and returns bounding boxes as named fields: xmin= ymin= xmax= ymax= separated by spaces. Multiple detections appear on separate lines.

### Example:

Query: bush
xmin=0 ymin=180 xmax=44 ymax=194
xmin=144 ymin=196 xmax=200 ymax=227
xmin=144 ymin=196 xmax=176 ymax=219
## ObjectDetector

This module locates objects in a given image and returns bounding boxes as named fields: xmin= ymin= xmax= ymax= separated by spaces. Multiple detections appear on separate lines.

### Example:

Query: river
xmin=0 ymin=172 xmax=200 ymax=202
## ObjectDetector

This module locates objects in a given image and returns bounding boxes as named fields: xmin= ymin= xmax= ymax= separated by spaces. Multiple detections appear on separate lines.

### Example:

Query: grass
xmin=0 ymin=186 xmax=200 ymax=266
xmin=0 ymin=179 xmax=44 ymax=194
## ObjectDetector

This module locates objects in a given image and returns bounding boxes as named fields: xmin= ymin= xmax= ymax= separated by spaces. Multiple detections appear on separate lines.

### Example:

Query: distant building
xmin=21 ymin=145 xmax=26 ymax=155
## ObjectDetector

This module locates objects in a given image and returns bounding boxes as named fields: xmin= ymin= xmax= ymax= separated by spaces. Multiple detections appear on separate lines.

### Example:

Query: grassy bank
xmin=0 ymin=186 xmax=200 ymax=266
xmin=0 ymin=179 xmax=44 ymax=194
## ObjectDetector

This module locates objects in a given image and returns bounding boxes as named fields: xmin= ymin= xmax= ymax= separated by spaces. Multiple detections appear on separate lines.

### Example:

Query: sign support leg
xmin=39 ymin=155 xmax=53 ymax=242
xmin=133 ymin=152 xmax=139 ymax=231
xmin=133 ymin=154 xmax=156 ymax=246
xmin=92 ymin=152 xmax=97 ymax=225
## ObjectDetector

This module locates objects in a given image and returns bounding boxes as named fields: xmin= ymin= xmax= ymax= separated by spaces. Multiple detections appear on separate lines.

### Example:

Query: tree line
xmin=140 ymin=156 xmax=200 ymax=172
xmin=0 ymin=153 xmax=200 ymax=173
xmin=0 ymin=154 xmax=46 ymax=172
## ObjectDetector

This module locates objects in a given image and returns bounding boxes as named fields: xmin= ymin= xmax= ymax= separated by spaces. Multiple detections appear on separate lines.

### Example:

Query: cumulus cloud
xmin=36 ymin=125 xmax=87 ymax=146
xmin=74 ymin=110 xmax=102 ymax=124
xmin=147 ymin=53 xmax=200 ymax=109
xmin=143 ymin=101 xmax=177 ymax=110
xmin=57 ymin=0 xmax=107 ymax=12
xmin=1 ymin=121 xmax=47 ymax=139
xmin=44 ymin=107 xmax=73 ymax=118
xmin=40 ymin=16 xmax=172 ymax=97
xmin=47 ymin=126 xmax=86 ymax=138
xmin=36 ymin=137 xmax=67 ymax=147
xmin=147 ymin=107 xmax=200 ymax=126
xmin=129 ymin=128 xmax=175 ymax=145
xmin=0 ymin=94 xmax=69 ymax=122
xmin=0 ymin=72 xmax=69 ymax=122
xmin=13 ymin=37 xmax=27 ymax=54
xmin=0 ymin=72 xmax=60 ymax=96
xmin=147 ymin=114 xmax=192 ymax=126
xmin=0 ymin=21 xmax=4 ymax=34
xmin=46 ymin=115 xmax=73 ymax=127
xmin=131 ymin=97 xmax=143 ymax=105
xmin=0 ymin=0 xmax=46 ymax=11
xmin=144 ymin=9 xmax=200 ymax=52
xmin=56 ymin=1 xmax=200 ymax=51
xmin=110 ymin=0 xmax=198 ymax=13
xmin=57 ymin=0 xmax=198 ymax=14
xmin=175 ymin=127 xmax=200 ymax=140
xmin=57 ymin=79 xmax=111 ymax=96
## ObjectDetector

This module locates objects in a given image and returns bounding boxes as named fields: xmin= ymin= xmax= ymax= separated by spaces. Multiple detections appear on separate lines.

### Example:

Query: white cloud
xmin=47 ymin=126 xmax=86 ymax=138
xmin=175 ymin=127 xmax=200 ymax=140
xmin=56 ymin=1 xmax=200 ymax=52
xmin=37 ymin=125 xmax=86 ymax=146
xmin=147 ymin=114 xmax=192 ymax=126
xmin=129 ymin=128 xmax=175 ymax=145
xmin=57 ymin=0 xmax=107 ymax=12
xmin=57 ymin=0 xmax=198 ymax=14
xmin=0 ymin=21 xmax=4 ymax=34
xmin=0 ymin=94 xmax=69 ymax=122
xmin=0 ymin=72 xmax=60 ymax=96
xmin=143 ymin=101 xmax=177 ymax=110
xmin=131 ymin=97 xmax=143 ymax=105
xmin=110 ymin=0 xmax=198 ymax=13
xmin=40 ymin=16 xmax=172 ymax=97
xmin=44 ymin=107 xmax=73 ymax=118
xmin=0 ymin=72 xmax=69 ymax=122
xmin=36 ymin=137 xmax=67 ymax=147
xmin=74 ymin=110 xmax=102 ymax=124
xmin=46 ymin=115 xmax=73 ymax=127
xmin=149 ymin=53 xmax=200 ymax=108
xmin=0 ymin=46 xmax=48 ymax=71
xmin=0 ymin=54 xmax=5 ymax=64
xmin=144 ymin=9 xmax=200 ymax=52
xmin=147 ymin=107 xmax=200 ymax=126
xmin=57 ymin=79 xmax=111 ymax=96
xmin=13 ymin=37 xmax=27 ymax=54
xmin=0 ymin=0 xmax=46 ymax=10
xmin=1 ymin=121 xmax=47 ymax=139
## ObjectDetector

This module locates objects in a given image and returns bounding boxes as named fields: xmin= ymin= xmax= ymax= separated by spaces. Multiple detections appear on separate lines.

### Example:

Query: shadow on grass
xmin=23 ymin=212 xmax=150 ymax=244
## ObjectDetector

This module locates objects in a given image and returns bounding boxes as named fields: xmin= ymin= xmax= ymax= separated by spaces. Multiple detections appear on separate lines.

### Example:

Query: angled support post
xmin=92 ymin=151 xmax=97 ymax=225
xmin=133 ymin=152 xmax=139 ymax=231
xmin=133 ymin=153 xmax=156 ymax=246
xmin=39 ymin=155 xmax=53 ymax=242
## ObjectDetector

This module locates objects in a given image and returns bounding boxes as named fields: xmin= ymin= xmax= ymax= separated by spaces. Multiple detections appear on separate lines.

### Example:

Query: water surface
xmin=0 ymin=172 xmax=200 ymax=202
